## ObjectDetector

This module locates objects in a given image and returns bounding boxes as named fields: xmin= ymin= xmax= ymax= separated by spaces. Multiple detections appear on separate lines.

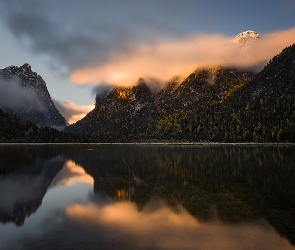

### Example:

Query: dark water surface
xmin=0 ymin=144 xmax=295 ymax=250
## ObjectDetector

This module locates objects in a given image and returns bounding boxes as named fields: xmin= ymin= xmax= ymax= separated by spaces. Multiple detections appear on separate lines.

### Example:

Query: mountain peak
xmin=235 ymin=30 xmax=260 ymax=40
xmin=20 ymin=63 xmax=32 ymax=73
xmin=233 ymin=30 xmax=260 ymax=48
xmin=0 ymin=64 xmax=67 ymax=128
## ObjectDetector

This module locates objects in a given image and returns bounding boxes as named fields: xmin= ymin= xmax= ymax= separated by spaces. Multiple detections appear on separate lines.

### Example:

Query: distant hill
xmin=0 ymin=63 xmax=66 ymax=128
xmin=67 ymin=44 xmax=295 ymax=143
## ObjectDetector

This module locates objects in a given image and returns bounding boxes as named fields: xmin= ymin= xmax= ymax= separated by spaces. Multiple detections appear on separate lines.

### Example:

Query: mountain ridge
xmin=0 ymin=63 xmax=67 ymax=128
xmin=0 ymin=34 xmax=294 ymax=143
xmin=66 ymin=66 xmax=256 ymax=139
xmin=66 ymin=43 xmax=295 ymax=143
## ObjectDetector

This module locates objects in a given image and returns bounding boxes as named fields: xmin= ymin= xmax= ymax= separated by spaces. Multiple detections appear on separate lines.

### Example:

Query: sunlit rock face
xmin=0 ymin=64 xmax=67 ymax=128
xmin=66 ymin=78 xmax=156 ymax=136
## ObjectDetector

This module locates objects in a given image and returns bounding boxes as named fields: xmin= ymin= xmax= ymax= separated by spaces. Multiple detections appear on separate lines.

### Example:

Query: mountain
xmin=219 ymin=44 xmax=295 ymax=142
xmin=0 ymin=63 xmax=66 ymax=128
xmin=66 ymin=67 xmax=255 ymax=140
xmin=67 ymin=43 xmax=295 ymax=142
xmin=67 ymin=78 xmax=157 ymax=137
xmin=154 ymin=44 xmax=295 ymax=142
xmin=233 ymin=30 xmax=260 ymax=48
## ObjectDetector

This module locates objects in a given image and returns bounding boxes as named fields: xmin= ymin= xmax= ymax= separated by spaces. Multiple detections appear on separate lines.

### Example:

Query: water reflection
xmin=65 ymin=201 xmax=293 ymax=250
xmin=51 ymin=160 xmax=94 ymax=187
xmin=0 ymin=145 xmax=294 ymax=250
xmin=0 ymin=156 xmax=65 ymax=225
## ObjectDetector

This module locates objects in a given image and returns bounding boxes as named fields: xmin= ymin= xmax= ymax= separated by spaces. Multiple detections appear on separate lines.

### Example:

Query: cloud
xmin=2 ymin=1 xmax=295 ymax=91
xmin=0 ymin=77 xmax=40 ymax=110
xmin=53 ymin=100 xmax=94 ymax=124
xmin=0 ymin=0 xmax=197 ymax=73
xmin=70 ymin=27 xmax=295 ymax=87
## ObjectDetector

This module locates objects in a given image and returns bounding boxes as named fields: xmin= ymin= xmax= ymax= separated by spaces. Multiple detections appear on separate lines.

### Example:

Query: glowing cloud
xmin=53 ymin=100 xmax=94 ymax=124
xmin=70 ymin=27 xmax=295 ymax=88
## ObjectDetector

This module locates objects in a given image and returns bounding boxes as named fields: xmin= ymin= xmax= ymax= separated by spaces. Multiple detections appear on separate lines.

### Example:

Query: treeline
xmin=0 ymin=108 xmax=92 ymax=143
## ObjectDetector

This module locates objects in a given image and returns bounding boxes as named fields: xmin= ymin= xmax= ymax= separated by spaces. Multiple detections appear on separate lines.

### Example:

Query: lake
xmin=0 ymin=144 xmax=294 ymax=250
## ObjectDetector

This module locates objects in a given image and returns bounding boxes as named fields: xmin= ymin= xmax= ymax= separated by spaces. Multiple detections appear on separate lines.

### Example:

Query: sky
xmin=0 ymin=0 xmax=294 ymax=124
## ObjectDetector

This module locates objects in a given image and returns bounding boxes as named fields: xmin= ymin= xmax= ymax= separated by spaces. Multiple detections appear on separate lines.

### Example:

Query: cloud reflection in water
xmin=50 ymin=160 xmax=94 ymax=187
xmin=65 ymin=199 xmax=294 ymax=250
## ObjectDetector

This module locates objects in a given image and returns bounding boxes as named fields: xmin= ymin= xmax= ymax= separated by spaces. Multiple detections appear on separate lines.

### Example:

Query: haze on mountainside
xmin=0 ymin=64 xmax=67 ymax=128
xmin=0 ymin=78 xmax=39 ymax=110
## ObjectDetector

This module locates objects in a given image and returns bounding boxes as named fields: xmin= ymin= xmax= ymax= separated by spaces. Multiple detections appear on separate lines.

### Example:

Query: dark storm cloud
xmin=4 ymin=7 xmax=111 ymax=70
xmin=0 ymin=0 xmax=199 ymax=73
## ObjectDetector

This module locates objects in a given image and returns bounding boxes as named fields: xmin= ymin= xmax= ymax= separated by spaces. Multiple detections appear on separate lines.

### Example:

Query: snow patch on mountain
xmin=233 ymin=30 xmax=260 ymax=48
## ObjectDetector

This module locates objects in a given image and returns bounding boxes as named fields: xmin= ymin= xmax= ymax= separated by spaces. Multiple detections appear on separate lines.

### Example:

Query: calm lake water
xmin=0 ymin=144 xmax=295 ymax=250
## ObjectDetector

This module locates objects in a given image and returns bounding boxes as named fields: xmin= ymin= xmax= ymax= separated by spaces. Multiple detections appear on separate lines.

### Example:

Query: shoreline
xmin=0 ymin=142 xmax=294 ymax=146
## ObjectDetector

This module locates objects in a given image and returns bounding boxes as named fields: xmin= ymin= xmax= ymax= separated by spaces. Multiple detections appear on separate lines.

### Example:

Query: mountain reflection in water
xmin=0 ymin=144 xmax=294 ymax=250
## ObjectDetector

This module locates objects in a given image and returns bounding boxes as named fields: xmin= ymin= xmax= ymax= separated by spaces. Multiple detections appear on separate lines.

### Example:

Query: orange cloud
xmin=70 ymin=27 xmax=295 ymax=88
xmin=54 ymin=100 xmax=94 ymax=124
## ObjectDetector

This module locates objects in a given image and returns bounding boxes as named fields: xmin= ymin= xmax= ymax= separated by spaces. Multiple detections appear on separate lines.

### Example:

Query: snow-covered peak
xmin=233 ymin=30 xmax=260 ymax=48
xmin=235 ymin=30 xmax=260 ymax=40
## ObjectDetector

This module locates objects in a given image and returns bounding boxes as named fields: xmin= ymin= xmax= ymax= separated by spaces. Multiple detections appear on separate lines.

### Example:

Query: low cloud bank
xmin=70 ymin=27 xmax=295 ymax=88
